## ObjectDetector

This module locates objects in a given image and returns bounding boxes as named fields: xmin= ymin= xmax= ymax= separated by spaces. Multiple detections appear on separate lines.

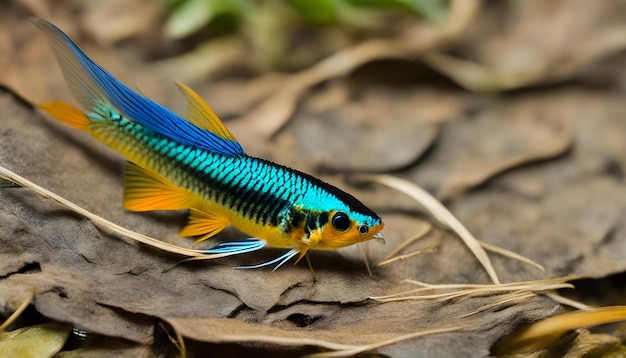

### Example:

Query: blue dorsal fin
xmin=32 ymin=18 xmax=245 ymax=157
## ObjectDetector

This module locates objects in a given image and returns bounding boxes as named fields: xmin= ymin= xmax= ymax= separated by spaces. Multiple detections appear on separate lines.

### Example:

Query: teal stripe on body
xmin=91 ymin=106 xmax=379 ymax=234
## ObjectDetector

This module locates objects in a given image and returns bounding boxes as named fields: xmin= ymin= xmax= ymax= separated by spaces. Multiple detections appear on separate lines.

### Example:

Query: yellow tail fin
xmin=39 ymin=100 xmax=89 ymax=131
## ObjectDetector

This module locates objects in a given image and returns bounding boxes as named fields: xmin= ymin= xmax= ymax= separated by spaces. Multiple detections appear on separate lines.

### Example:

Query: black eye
xmin=358 ymin=225 xmax=369 ymax=235
xmin=331 ymin=212 xmax=350 ymax=232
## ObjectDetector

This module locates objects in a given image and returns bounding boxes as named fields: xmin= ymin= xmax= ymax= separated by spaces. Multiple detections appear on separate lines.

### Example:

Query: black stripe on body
xmin=106 ymin=117 xmax=378 ymax=231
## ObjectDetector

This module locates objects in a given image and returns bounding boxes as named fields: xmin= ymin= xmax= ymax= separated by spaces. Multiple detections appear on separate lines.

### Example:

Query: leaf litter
xmin=423 ymin=0 xmax=626 ymax=92
xmin=0 ymin=87 xmax=576 ymax=356
xmin=0 ymin=75 xmax=557 ymax=355
xmin=2 ymin=0 xmax=626 ymax=356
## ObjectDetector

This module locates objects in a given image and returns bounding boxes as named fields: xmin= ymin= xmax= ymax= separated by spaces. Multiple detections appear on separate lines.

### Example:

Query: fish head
xmin=310 ymin=210 xmax=384 ymax=250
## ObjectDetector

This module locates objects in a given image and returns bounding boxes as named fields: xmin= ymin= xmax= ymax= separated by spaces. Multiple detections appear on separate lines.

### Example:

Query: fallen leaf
xmin=406 ymin=95 xmax=573 ymax=200
xmin=494 ymin=306 xmax=626 ymax=354
xmin=0 ymin=80 xmax=561 ymax=356
xmin=424 ymin=0 xmax=626 ymax=91
xmin=0 ymin=322 xmax=71 ymax=358
xmin=293 ymin=87 xmax=443 ymax=173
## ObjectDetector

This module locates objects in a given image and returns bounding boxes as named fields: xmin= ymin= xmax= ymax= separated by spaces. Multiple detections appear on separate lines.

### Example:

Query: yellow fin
xmin=39 ymin=100 xmax=89 ymax=131
xmin=180 ymin=208 xmax=230 ymax=243
xmin=123 ymin=162 xmax=192 ymax=211
xmin=174 ymin=82 xmax=238 ymax=142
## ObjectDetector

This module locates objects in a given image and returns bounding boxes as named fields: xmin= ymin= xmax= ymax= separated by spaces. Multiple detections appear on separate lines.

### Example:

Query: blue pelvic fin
xmin=32 ymin=18 xmax=245 ymax=157
xmin=237 ymin=248 xmax=301 ymax=271
xmin=199 ymin=239 xmax=267 ymax=255
xmin=162 ymin=239 xmax=267 ymax=273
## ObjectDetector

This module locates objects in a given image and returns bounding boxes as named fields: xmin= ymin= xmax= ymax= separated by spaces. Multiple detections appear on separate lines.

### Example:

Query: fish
xmin=32 ymin=18 xmax=384 ymax=270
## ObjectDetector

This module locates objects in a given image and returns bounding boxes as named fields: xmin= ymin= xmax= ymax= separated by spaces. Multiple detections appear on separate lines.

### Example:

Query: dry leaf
xmin=494 ymin=306 xmax=626 ymax=354
xmin=403 ymin=95 xmax=573 ymax=200
xmin=0 ymin=83 xmax=560 ymax=356
xmin=424 ymin=0 xmax=626 ymax=91
xmin=293 ymin=87 xmax=442 ymax=173
xmin=0 ymin=322 xmax=71 ymax=358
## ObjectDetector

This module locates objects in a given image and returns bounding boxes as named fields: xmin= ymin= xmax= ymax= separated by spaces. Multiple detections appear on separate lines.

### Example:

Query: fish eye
xmin=331 ymin=212 xmax=350 ymax=232
xmin=358 ymin=225 xmax=369 ymax=235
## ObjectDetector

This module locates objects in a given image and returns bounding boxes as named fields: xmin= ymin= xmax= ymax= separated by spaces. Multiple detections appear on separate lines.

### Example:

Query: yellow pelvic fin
xmin=180 ymin=208 xmax=230 ymax=243
xmin=123 ymin=161 xmax=193 ymax=211
xmin=39 ymin=100 xmax=89 ymax=131
xmin=294 ymin=247 xmax=309 ymax=265
xmin=174 ymin=82 xmax=238 ymax=142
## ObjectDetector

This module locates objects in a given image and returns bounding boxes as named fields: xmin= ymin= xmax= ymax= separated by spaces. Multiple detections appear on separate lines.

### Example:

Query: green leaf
xmin=165 ymin=0 xmax=247 ymax=39
xmin=408 ymin=0 xmax=448 ymax=22
xmin=347 ymin=0 xmax=448 ymax=21
xmin=0 ymin=179 xmax=20 ymax=188
xmin=0 ymin=322 xmax=72 ymax=358
xmin=286 ymin=0 xmax=343 ymax=25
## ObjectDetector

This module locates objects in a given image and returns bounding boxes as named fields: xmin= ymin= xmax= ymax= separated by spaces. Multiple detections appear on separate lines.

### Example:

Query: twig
xmin=0 ymin=164 xmax=224 ymax=259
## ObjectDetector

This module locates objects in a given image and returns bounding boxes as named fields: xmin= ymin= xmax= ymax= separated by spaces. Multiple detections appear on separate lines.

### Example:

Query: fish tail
xmin=38 ymin=100 xmax=90 ymax=131
xmin=31 ymin=18 xmax=110 ymax=116
xmin=33 ymin=17 xmax=245 ymax=156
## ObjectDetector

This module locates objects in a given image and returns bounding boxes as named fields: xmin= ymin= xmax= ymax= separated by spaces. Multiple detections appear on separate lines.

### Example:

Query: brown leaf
xmin=0 ymin=82 xmax=560 ymax=355
xmin=292 ymin=87 xmax=446 ymax=173
xmin=425 ymin=0 xmax=626 ymax=91
xmin=407 ymin=96 xmax=573 ymax=200
xmin=463 ymin=91 xmax=626 ymax=280
xmin=164 ymin=294 xmax=558 ymax=356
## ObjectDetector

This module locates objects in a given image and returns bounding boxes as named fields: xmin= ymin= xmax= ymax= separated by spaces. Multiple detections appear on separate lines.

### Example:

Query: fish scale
xmin=34 ymin=18 xmax=384 ymax=268
xmin=93 ymin=111 xmax=328 ymax=235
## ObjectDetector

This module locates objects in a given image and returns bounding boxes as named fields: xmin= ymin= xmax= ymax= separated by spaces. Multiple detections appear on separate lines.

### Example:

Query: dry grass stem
xmin=479 ymin=241 xmax=544 ymax=272
xmin=370 ymin=277 xmax=575 ymax=303
xmin=377 ymin=246 xmax=437 ymax=267
xmin=307 ymin=326 xmax=463 ymax=358
xmin=494 ymin=306 xmax=626 ymax=354
xmin=358 ymin=243 xmax=374 ymax=276
xmin=459 ymin=291 xmax=537 ymax=318
xmin=545 ymin=293 xmax=592 ymax=311
xmin=0 ymin=290 xmax=34 ymax=331
xmin=379 ymin=223 xmax=432 ymax=263
xmin=159 ymin=322 xmax=187 ymax=358
xmin=0 ymin=164 xmax=226 ymax=260
xmin=356 ymin=174 xmax=502 ymax=284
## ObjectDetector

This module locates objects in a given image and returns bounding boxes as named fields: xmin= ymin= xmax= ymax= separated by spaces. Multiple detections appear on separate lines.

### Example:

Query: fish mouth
xmin=373 ymin=232 xmax=385 ymax=244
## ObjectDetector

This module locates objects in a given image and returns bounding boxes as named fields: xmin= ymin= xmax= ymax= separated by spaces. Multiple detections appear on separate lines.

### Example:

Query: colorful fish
xmin=33 ymin=18 xmax=384 ymax=269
